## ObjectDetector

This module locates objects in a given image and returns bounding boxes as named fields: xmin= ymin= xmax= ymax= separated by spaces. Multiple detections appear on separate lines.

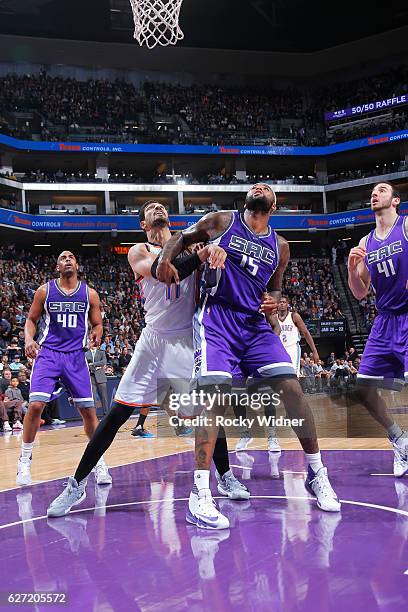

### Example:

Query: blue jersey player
xmin=16 ymin=251 xmax=112 ymax=487
xmin=158 ymin=183 xmax=340 ymax=527
xmin=348 ymin=182 xmax=408 ymax=477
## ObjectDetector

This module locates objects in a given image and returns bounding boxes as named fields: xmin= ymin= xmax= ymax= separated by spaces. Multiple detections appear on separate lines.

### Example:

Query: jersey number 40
xmin=57 ymin=313 xmax=78 ymax=328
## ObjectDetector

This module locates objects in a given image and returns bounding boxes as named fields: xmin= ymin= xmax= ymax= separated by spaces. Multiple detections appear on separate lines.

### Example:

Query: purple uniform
xmin=29 ymin=279 xmax=94 ymax=407
xmin=358 ymin=216 xmax=408 ymax=389
xmin=193 ymin=211 xmax=295 ymax=385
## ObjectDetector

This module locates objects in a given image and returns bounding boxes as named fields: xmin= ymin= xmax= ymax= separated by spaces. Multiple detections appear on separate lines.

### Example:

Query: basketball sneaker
xmin=174 ymin=424 xmax=193 ymax=436
xmin=235 ymin=429 xmax=253 ymax=452
xmin=16 ymin=456 xmax=32 ymax=486
xmin=12 ymin=420 xmax=23 ymax=431
xmin=93 ymin=458 xmax=112 ymax=485
xmin=47 ymin=476 xmax=87 ymax=518
xmin=3 ymin=421 xmax=12 ymax=432
xmin=215 ymin=469 xmax=250 ymax=500
xmin=305 ymin=466 xmax=341 ymax=512
xmin=131 ymin=425 xmax=154 ymax=438
xmin=186 ymin=489 xmax=230 ymax=529
xmin=391 ymin=436 xmax=408 ymax=477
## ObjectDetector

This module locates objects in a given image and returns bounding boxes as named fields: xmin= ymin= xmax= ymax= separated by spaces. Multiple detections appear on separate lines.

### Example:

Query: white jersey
xmin=136 ymin=243 xmax=197 ymax=338
xmin=279 ymin=312 xmax=301 ymax=349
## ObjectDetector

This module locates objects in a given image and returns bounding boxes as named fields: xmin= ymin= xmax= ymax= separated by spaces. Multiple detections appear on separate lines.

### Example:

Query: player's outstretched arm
xmin=293 ymin=312 xmax=319 ymax=362
xmin=25 ymin=284 xmax=47 ymax=359
xmin=88 ymin=288 xmax=103 ymax=346
xmin=348 ymin=236 xmax=371 ymax=300
xmin=261 ymin=236 xmax=290 ymax=322
xmin=157 ymin=211 xmax=232 ymax=284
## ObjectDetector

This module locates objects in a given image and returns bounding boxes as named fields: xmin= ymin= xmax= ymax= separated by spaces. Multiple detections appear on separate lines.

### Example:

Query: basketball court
xmin=1 ymin=397 xmax=408 ymax=609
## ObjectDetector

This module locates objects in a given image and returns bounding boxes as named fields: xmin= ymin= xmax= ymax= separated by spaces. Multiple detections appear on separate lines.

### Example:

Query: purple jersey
xmin=365 ymin=216 xmax=408 ymax=314
xmin=205 ymin=211 xmax=279 ymax=313
xmin=38 ymin=279 xmax=90 ymax=352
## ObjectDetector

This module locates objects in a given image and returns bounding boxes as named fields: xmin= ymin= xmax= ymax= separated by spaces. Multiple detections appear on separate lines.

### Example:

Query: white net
xmin=130 ymin=0 xmax=185 ymax=49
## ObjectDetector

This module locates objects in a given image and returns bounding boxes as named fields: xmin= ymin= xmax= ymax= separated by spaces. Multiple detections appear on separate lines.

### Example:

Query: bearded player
xmin=348 ymin=182 xmax=408 ymax=476
xmin=158 ymin=183 xmax=341 ymax=528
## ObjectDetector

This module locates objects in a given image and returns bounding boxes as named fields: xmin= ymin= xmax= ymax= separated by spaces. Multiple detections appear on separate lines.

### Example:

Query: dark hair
xmin=57 ymin=251 xmax=77 ymax=263
xmin=372 ymin=182 xmax=401 ymax=201
xmin=138 ymin=200 xmax=161 ymax=223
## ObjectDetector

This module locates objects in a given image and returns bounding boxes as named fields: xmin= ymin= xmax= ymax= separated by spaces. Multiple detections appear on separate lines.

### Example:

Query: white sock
xmin=194 ymin=469 xmax=210 ymax=492
xmin=305 ymin=451 xmax=323 ymax=474
xmin=21 ymin=442 xmax=34 ymax=460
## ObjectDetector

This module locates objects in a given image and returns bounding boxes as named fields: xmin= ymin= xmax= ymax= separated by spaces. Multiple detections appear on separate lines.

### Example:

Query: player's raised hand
xmin=259 ymin=294 xmax=278 ymax=315
xmin=207 ymin=245 xmax=227 ymax=269
xmin=25 ymin=340 xmax=40 ymax=359
xmin=156 ymin=258 xmax=180 ymax=286
xmin=348 ymin=246 xmax=366 ymax=271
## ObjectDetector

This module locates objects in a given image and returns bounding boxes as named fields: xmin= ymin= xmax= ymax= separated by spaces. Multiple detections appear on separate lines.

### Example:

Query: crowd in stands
xmin=0 ymin=169 xmax=319 ymax=186
xmin=282 ymin=258 xmax=344 ymax=321
xmin=0 ymin=65 xmax=407 ymax=147
xmin=299 ymin=349 xmax=361 ymax=394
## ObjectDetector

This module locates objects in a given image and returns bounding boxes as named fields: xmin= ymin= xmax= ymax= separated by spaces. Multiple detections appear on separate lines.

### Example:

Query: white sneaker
xmin=16 ymin=456 xmax=32 ymax=486
xmin=93 ymin=459 xmax=113 ymax=485
xmin=13 ymin=420 xmax=23 ymax=431
xmin=391 ymin=437 xmax=408 ymax=478
xmin=235 ymin=430 xmax=253 ymax=452
xmin=305 ymin=466 xmax=341 ymax=512
xmin=186 ymin=489 xmax=230 ymax=529
xmin=216 ymin=469 xmax=250 ymax=500
xmin=51 ymin=418 xmax=66 ymax=425
xmin=47 ymin=476 xmax=87 ymax=517
xmin=3 ymin=421 xmax=12 ymax=432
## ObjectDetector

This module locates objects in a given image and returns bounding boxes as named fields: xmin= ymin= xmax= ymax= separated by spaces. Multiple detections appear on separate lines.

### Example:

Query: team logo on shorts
xmin=194 ymin=350 xmax=202 ymax=375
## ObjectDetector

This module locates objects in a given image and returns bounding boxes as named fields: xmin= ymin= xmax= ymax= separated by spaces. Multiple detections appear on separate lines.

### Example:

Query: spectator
xmin=4 ymin=376 xmax=24 ymax=429
xmin=119 ymin=347 xmax=131 ymax=372
xmin=0 ymin=367 xmax=12 ymax=394
xmin=9 ymin=356 xmax=23 ymax=373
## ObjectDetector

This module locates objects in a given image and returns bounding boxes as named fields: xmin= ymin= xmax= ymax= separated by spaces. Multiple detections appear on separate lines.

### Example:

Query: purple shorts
xmin=193 ymin=298 xmax=295 ymax=386
xmin=357 ymin=312 xmax=408 ymax=390
xmin=29 ymin=346 xmax=94 ymax=407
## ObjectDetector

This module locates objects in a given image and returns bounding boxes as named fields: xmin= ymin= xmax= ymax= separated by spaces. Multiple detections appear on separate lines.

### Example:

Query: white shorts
xmin=284 ymin=344 xmax=301 ymax=377
xmin=115 ymin=326 xmax=194 ymax=407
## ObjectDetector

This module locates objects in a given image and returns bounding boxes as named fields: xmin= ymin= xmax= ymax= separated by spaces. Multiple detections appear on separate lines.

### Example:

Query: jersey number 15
xmin=240 ymin=254 xmax=259 ymax=276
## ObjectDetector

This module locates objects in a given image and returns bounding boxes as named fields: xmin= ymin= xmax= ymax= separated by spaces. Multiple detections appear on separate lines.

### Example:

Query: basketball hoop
xmin=129 ymin=0 xmax=185 ymax=49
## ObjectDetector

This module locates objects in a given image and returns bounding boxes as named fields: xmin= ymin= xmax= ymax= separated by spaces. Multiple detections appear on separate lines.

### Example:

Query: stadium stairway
xmin=332 ymin=264 xmax=358 ymax=335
